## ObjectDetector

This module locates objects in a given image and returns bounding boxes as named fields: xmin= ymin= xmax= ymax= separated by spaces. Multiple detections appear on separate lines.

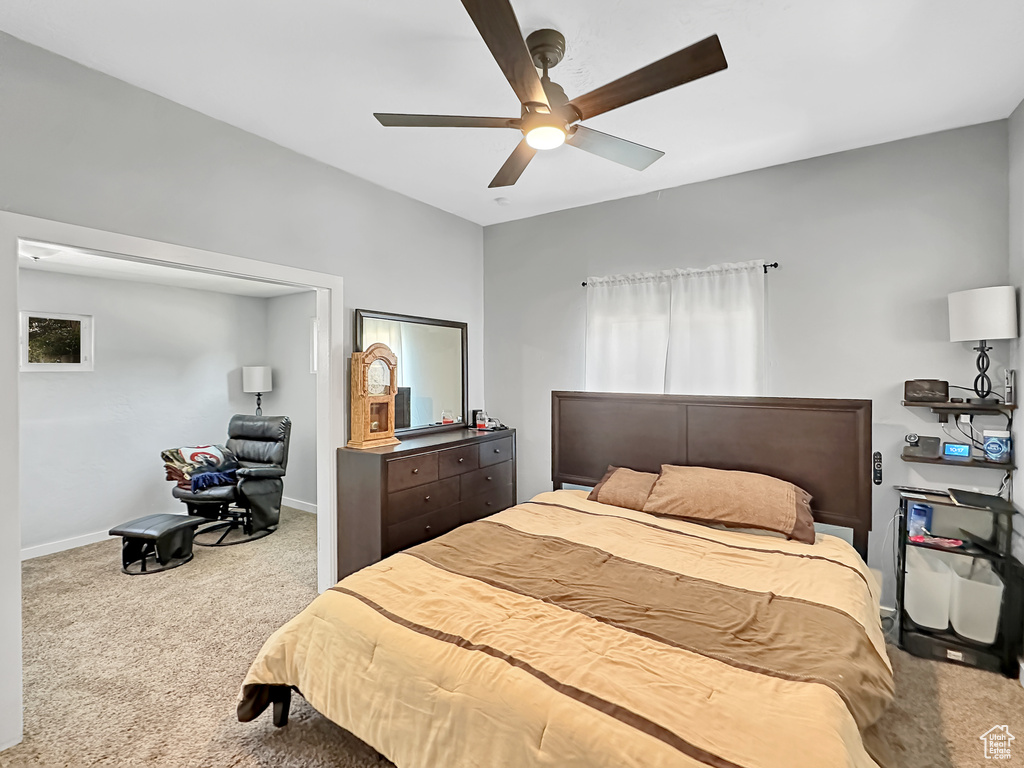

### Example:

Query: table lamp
xmin=242 ymin=366 xmax=273 ymax=415
xmin=948 ymin=286 xmax=1017 ymax=400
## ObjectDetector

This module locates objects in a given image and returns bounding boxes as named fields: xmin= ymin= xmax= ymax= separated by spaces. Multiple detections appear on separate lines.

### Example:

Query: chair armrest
xmin=236 ymin=466 xmax=285 ymax=479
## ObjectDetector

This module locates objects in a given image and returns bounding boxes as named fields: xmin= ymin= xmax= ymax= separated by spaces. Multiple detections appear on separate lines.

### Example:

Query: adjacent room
xmin=1 ymin=1 xmax=1023 ymax=767
xmin=18 ymin=242 xmax=319 ymax=561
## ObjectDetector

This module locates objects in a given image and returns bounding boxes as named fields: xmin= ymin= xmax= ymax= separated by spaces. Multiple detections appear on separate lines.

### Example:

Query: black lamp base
xmin=255 ymin=392 xmax=263 ymax=416
xmin=972 ymin=340 xmax=992 ymax=400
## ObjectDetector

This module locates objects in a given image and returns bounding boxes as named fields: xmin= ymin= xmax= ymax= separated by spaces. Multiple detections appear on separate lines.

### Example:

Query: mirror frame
xmin=354 ymin=309 xmax=469 ymax=437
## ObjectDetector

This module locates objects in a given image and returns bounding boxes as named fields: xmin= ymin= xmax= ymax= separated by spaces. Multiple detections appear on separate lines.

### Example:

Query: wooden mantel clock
xmin=348 ymin=342 xmax=401 ymax=449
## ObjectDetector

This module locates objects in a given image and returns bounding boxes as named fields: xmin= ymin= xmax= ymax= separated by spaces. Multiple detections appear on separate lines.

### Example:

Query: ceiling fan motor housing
xmin=520 ymin=109 xmax=564 ymax=134
xmin=526 ymin=29 xmax=566 ymax=71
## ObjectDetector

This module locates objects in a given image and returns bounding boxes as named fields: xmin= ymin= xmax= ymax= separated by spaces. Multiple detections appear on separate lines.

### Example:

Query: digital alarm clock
xmin=942 ymin=442 xmax=971 ymax=460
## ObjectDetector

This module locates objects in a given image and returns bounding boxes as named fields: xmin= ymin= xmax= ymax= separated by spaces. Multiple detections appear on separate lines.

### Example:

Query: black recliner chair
xmin=173 ymin=415 xmax=291 ymax=545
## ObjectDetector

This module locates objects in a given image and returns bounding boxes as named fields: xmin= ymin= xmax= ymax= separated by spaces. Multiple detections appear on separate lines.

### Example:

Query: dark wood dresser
xmin=337 ymin=429 xmax=516 ymax=579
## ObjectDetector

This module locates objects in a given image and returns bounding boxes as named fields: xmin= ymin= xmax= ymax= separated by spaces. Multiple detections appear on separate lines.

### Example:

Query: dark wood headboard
xmin=551 ymin=391 xmax=873 ymax=558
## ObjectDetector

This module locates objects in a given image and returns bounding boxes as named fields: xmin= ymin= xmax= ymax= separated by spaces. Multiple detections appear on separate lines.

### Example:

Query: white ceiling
xmin=2 ymin=1 xmax=1024 ymax=226
xmin=19 ymin=241 xmax=309 ymax=298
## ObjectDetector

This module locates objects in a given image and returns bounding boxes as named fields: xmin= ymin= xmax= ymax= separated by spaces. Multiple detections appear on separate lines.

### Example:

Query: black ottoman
xmin=109 ymin=513 xmax=204 ymax=575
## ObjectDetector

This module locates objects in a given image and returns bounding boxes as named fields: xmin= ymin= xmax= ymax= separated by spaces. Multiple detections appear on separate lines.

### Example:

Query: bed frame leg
xmin=271 ymin=686 xmax=291 ymax=727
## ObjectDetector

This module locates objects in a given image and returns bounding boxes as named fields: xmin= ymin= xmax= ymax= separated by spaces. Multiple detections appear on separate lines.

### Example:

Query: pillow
xmin=587 ymin=466 xmax=658 ymax=511
xmin=642 ymin=465 xmax=815 ymax=544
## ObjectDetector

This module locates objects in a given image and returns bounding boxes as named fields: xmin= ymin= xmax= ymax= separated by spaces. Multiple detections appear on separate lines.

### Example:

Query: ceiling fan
xmin=374 ymin=0 xmax=728 ymax=188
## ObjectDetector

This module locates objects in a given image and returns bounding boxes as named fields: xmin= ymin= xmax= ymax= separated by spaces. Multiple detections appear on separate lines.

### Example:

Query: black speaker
xmin=395 ymin=387 xmax=411 ymax=430
xmin=904 ymin=379 xmax=949 ymax=403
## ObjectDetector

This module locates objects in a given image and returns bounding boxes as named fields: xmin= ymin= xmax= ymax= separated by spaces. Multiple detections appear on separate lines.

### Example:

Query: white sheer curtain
xmin=585 ymin=260 xmax=765 ymax=396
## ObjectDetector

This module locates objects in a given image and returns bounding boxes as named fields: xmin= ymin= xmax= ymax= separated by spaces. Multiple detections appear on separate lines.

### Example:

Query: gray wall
xmin=0 ymin=31 xmax=483 ymax=749
xmin=483 ymin=122 xmax=1011 ymax=606
xmin=0 ymin=32 xmax=485 ymax=393
xmin=18 ymin=269 xmax=265 ymax=553
xmin=264 ymin=291 xmax=318 ymax=508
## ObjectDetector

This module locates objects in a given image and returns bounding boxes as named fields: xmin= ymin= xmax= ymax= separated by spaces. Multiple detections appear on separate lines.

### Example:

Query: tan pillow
xmin=642 ymin=465 xmax=815 ymax=544
xmin=587 ymin=466 xmax=658 ymax=511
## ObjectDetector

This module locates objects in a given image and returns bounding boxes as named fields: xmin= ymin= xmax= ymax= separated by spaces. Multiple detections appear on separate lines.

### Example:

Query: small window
xmin=20 ymin=312 xmax=94 ymax=371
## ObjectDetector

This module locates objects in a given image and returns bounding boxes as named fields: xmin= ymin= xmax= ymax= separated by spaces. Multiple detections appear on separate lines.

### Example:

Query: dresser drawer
xmin=438 ymin=444 xmax=479 ymax=478
xmin=461 ymin=460 xmax=513 ymax=499
xmin=387 ymin=477 xmax=459 ymax=525
xmin=460 ymin=483 xmax=515 ymax=524
xmin=387 ymin=453 xmax=438 ymax=492
xmin=338 ymin=429 xmax=516 ymax=580
xmin=480 ymin=435 xmax=513 ymax=467
xmin=384 ymin=506 xmax=461 ymax=556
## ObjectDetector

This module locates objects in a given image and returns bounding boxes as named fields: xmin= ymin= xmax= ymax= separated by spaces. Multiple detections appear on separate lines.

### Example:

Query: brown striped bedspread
xmin=238 ymin=490 xmax=894 ymax=767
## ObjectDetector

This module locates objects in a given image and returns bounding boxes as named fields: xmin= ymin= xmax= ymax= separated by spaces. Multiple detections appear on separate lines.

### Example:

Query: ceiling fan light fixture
xmin=525 ymin=124 xmax=566 ymax=150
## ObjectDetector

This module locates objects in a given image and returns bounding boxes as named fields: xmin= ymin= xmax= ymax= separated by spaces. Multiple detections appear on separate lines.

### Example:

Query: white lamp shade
xmin=242 ymin=366 xmax=272 ymax=393
xmin=948 ymin=286 xmax=1018 ymax=342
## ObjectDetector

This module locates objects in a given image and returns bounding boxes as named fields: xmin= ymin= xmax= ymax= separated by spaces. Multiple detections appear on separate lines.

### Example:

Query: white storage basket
xmin=905 ymin=548 xmax=952 ymax=630
xmin=949 ymin=559 xmax=1004 ymax=644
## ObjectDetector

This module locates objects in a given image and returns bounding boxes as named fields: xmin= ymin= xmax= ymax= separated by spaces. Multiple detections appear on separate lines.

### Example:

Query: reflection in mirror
xmin=361 ymin=316 xmax=464 ymax=431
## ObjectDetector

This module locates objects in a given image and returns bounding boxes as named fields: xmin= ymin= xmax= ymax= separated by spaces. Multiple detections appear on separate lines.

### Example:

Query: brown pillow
xmin=587 ymin=466 xmax=658 ymax=511
xmin=642 ymin=465 xmax=815 ymax=544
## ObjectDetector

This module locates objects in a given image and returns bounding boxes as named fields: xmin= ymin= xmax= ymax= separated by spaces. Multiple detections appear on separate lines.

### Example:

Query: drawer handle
xmin=458 ymin=457 xmax=465 ymax=463
xmin=425 ymin=525 xmax=432 ymax=533
xmin=425 ymin=495 xmax=431 ymax=501
xmin=494 ymin=448 xmax=501 ymax=454
xmin=412 ymin=468 xmax=419 ymax=474
xmin=486 ymin=476 xmax=493 ymax=481
xmin=486 ymin=501 xmax=493 ymax=507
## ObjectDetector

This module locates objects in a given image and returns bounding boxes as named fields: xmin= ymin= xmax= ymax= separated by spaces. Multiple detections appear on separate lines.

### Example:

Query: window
xmin=585 ymin=261 xmax=765 ymax=395
xmin=20 ymin=312 xmax=94 ymax=371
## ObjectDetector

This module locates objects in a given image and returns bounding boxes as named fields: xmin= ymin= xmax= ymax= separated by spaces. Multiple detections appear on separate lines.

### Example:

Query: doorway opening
xmin=18 ymin=238 xmax=321 ymax=561
xmin=0 ymin=210 xmax=345 ymax=749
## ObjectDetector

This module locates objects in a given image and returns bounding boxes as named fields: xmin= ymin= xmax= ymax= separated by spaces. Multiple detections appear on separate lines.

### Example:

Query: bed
xmin=238 ymin=392 xmax=893 ymax=767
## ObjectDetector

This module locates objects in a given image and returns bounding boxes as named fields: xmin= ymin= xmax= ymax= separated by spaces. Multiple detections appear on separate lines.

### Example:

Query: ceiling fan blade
xmin=461 ymin=0 xmax=550 ymax=111
xmin=566 ymin=125 xmax=664 ymax=171
xmin=375 ymin=113 xmax=519 ymax=129
xmin=568 ymin=35 xmax=727 ymax=121
xmin=488 ymin=139 xmax=537 ymax=188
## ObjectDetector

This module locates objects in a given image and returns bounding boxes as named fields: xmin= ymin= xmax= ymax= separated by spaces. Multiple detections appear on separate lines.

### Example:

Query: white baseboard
xmin=21 ymin=528 xmax=111 ymax=560
xmin=282 ymin=496 xmax=317 ymax=515
xmin=22 ymin=501 xmax=315 ymax=558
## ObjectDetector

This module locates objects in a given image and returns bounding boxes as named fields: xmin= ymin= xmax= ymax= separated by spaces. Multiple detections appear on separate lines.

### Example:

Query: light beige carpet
xmin=877 ymin=645 xmax=1024 ymax=768
xmin=4 ymin=509 xmax=391 ymax=768
xmin=4 ymin=508 xmax=1023 ymax=767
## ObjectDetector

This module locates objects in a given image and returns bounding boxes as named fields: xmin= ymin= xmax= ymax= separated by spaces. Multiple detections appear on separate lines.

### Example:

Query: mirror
xmin=355 ymin=309 xmax=467 ymax=435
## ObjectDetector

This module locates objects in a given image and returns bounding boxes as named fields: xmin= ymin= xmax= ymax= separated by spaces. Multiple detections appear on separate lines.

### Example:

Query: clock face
xmin=366 ymin=359 xmax=389 ymax=396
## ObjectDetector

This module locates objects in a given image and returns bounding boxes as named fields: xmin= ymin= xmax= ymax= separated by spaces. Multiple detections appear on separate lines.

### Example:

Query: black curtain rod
xmin=581 ymin=262 xmax=779 ymax=287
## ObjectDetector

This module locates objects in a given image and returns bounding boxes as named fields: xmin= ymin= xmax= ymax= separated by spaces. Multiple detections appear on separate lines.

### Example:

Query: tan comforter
xmin=239 ymin=490 xmax=894 ymax=767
